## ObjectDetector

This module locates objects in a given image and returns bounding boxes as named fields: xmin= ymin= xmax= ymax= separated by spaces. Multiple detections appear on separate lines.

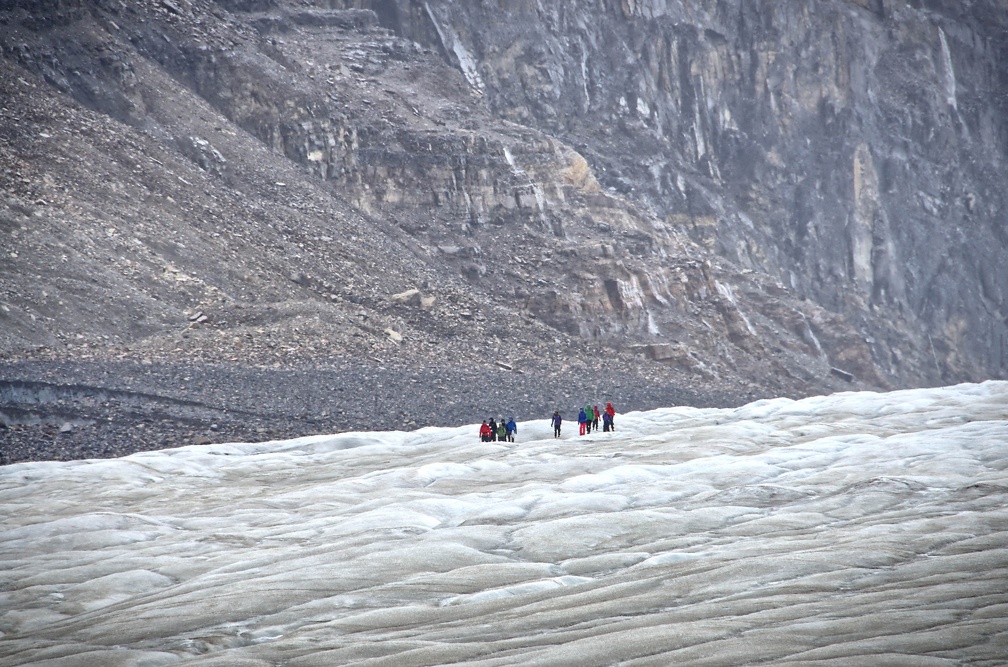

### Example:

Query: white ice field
xmin=2 ymin=382 xmax=1007 ymax=666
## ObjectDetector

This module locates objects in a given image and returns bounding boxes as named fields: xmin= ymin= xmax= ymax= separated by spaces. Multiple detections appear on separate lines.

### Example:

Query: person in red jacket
xmin=479 ymin=420 xmax=491 ymax=442
xmin=605 ymin=402 xmax=616 ymax=431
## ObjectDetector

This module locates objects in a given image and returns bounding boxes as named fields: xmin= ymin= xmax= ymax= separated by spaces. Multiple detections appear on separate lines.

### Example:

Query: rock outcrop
xmin=379 ymin=0 xmax=1008 ymax=386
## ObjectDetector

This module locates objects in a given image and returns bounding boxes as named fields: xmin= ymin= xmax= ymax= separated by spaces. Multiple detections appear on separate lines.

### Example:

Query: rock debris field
xmin=0 ymin=358 xmax=743 ymax=465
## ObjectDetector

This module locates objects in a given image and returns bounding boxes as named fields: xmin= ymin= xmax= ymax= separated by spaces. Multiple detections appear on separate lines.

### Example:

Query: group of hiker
xmin=480 ymin=403 xmax=617 ymax=442
xmin=553 ymin=402 xmax=616 ymax=437
xmin=479 ymin=416 xmax=517 ymax=443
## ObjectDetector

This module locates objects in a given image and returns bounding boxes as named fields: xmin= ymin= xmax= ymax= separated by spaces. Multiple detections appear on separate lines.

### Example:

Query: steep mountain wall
xmin=353 ymin=0 xmax=1008 ymax=384
xmin=2 ymin=0 xmax=1006 ymax=398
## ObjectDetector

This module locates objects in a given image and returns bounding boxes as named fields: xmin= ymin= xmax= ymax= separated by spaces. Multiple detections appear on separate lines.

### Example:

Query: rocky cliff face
xmin=361 ymin=0 xmax=1008 ymax=385
xmin=2 ymin=0 xmax=1006 ymax=407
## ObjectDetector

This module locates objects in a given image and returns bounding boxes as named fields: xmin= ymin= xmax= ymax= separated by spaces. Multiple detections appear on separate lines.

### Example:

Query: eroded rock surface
xmin=372 ymin=0 xmax=1008 ymax=385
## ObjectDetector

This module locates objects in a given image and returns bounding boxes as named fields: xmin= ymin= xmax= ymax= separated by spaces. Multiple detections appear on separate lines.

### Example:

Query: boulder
xmin=390 ymin=289 xmax=423 ymax=307
xmin=391 ymin=289 xmax=436 ymax=310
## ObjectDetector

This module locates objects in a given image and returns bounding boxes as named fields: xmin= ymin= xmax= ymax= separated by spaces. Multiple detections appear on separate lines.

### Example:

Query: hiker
xmin=584 ymin=405 xmax=595 ymax=434
xmin=496 ymin=418 xmax=508 ymax=443
xmin=551 ymin=410 xmax=562 ymax=438
xmin=605 ymin=402 xmax=616 ymax=431
xmin=479 ymin=420 xmax=491 ymax=442
xmin=602 ymin=409 xmax=613 ymax=432
xmin=488 ymin=417 xmax=498 ymax=442
xmin=578 ymin=407 xmax=588 ymax=435
xmin=506 ymin=416 xmax=517 ymax=442
xmin=592 ymin=404 xmax=601 ymax=431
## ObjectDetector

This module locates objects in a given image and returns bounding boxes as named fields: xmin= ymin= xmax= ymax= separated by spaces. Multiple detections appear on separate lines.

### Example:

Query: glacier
xmin=1 ymin=382 xmax=1007 ymax=665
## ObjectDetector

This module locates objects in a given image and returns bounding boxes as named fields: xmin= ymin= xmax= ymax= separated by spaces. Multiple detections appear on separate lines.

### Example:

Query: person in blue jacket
xmin=551 ymin=410 xmax=562 ymax=438
xmin=578 ymin=407 xmax=588 ymax=435
xmin=505 ymin=417 xmax=517 ymax=442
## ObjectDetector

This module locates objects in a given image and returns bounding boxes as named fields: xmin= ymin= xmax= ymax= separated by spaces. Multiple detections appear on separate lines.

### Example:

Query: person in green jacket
xmin=496 ymin=419 xmax=508 ymax=443
xmin=585 ymin=404 xmax=595 ymax=434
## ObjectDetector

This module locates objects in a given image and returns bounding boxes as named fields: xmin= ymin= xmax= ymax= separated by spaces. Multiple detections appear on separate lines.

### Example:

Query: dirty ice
xmin=2 ymin=382 xmax=1007 ymax=665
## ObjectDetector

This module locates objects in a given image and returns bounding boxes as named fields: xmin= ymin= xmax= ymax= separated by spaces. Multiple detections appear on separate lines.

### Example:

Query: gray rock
xmin=390 ymin=289 xmax=423 ymax=307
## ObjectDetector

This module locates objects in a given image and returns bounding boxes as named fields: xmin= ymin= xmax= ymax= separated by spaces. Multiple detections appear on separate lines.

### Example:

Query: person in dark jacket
xmin=551 ymin=410 xmax=562 ymax=438
xmin=578 ymin=407 xmax=588 ymax=436
xmin=488 ymin=417 xmax=498 ymax=442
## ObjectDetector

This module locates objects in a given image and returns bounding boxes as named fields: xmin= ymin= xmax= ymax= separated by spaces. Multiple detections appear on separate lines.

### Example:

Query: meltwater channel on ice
xmin=2 ymin=382 xmax=1007 ymax=666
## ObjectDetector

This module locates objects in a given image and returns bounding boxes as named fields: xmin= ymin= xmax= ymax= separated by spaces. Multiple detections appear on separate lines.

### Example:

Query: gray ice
xmin=2 ymin=382 xmax=1007 ymax=665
